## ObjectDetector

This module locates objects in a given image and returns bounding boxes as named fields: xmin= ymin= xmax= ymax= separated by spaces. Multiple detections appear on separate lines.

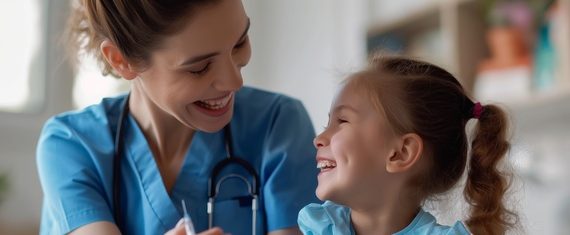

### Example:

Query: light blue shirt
xmin=298 ymin=201 xmax=471 ymax=235
xmin=37 ymin=87 xmax=319 ymax=235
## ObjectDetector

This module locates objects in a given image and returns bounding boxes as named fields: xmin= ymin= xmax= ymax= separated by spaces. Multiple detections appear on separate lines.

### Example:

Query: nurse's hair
xmin=67 ymin=0 xmax=221 ymax=77
xmin=348 ymin=56 xmax=517 ymax=235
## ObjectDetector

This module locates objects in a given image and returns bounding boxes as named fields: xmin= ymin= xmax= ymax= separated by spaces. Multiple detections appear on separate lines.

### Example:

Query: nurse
xmin=36 ymin=0 xmax=318 ymax=234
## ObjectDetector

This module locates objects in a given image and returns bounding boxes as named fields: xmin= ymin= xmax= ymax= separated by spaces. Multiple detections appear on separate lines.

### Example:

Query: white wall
xmin=242 ymin=0 xmax=368 ymax=129
xmin=0 ymin=0 xmax=73 ymax=232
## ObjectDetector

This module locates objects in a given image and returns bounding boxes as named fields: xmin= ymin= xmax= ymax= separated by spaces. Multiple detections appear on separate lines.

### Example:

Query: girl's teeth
xmin=317 ymin=160 xmax=337 ymax=169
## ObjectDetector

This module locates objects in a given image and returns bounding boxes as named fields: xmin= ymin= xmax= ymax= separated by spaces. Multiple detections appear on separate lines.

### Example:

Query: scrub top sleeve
xmin=261 ymin=99 xmax=319 ymax=232
xmin=36 ymin=118 xmax=114 ymax=234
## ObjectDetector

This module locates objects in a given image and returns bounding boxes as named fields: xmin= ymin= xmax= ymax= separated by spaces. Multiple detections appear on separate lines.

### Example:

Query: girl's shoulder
xmin=297 ymin=203 xmax=471 ymax=235
xmin=395 ymin=209 xmax=472 ymax=235
xmin=298 ymin=201 xmax=353 ymax=235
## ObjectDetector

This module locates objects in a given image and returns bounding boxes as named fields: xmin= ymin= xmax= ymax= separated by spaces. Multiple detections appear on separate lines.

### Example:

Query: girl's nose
xmin=313 ymin=132 xmax=328 ymax=149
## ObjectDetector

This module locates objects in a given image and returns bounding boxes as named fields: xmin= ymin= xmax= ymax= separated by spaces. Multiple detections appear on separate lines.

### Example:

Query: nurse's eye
xmin=188 ymin=62 xmax=211 ymax=75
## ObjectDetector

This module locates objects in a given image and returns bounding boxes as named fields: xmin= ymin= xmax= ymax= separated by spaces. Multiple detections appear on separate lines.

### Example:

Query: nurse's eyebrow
xmin=180 ymin=52 xmax=219 ymax=66
xmin=179 ymin=18 xmax=251 ymax=66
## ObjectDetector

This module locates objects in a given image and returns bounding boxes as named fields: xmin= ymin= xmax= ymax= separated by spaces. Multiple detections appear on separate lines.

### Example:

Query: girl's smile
xmin=316 ymin=157 xmax=337 ymax=175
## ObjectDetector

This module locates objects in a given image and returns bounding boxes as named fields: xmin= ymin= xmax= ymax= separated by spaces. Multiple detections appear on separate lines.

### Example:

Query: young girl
xmin=298 ymin=56 xmax=517 ymax=235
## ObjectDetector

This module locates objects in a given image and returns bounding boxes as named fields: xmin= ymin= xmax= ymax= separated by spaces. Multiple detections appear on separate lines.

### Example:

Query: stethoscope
xmin=113 ymin=94 xmax=259 ymax=234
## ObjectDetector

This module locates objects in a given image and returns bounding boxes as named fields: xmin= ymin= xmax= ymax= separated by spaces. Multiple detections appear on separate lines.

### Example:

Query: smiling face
xmin=132 ymin=0 xmax=251 ymax=132
xmin=314 ymin=78 xmax=400 ymax=205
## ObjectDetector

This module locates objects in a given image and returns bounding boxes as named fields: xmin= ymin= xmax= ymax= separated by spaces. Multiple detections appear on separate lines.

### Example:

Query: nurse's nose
xmin=213 ymin=58 xmax=243 ymax=91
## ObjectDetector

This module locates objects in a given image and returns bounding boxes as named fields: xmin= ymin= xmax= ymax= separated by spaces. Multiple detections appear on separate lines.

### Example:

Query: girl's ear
xmin=386 ymin=133 xmax=424 ymax=173
xmin=100 ymin=40 xmax=138 ymax=80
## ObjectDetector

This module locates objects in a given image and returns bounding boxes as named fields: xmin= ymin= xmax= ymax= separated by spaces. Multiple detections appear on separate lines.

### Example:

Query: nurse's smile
xmin=193 ymin=93 xmax=234 ymax=117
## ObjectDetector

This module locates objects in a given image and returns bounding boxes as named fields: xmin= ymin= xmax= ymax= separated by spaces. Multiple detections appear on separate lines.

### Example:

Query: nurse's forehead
xmin=155 ymin=0 xmax=249 ymax=57
xmin=176 ymin=19 xmax=250 ymax=66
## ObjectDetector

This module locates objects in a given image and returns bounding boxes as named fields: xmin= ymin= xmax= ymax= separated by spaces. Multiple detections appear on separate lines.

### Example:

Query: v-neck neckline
xmin=124 ymin=115 xmax=227 ymax=230
xmin=125 ymin=115 xmax=193 ymax=230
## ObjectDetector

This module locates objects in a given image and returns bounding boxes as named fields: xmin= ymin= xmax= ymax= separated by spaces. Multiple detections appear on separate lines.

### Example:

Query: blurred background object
xmin=366 ymin=1 xmax=570 ymax=234
xmin=1 ymin=0 xmax=568 ymax=234
xmin=476 ymin=0 xmax=535 ymax=103
xmin=0 ymin=173 xmax=8 ymax=206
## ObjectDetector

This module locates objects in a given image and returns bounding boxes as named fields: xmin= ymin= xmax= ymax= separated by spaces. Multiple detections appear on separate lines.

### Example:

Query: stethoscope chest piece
xmin=207 ymin=125 xmax=259 ymax=235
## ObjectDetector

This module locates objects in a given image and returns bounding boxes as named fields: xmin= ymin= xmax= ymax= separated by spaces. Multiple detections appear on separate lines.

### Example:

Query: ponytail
xmin=66 ymin=0 xmax=119 ymax=76
xmin=464 ymin=104 xmax=517 ymax=234
xmin=358 ymin=56 xmax=519 ymax=233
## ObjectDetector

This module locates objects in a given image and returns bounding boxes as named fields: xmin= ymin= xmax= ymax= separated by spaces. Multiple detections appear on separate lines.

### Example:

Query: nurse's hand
xmin=164 ymin=220 xmax=224 ymax=235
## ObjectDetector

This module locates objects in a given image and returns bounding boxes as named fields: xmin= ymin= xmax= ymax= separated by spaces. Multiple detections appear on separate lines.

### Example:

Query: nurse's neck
xmin=128 ymin=86 xmax=194 ymax=166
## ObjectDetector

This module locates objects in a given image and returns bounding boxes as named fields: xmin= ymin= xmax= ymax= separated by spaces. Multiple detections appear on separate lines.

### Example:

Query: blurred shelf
xmin=508 ymin=87 xmax=570 ymax=128
xmin=366 ymin=0 xmax=486 ymax=92
xmin=367 ymin=0 xmax=477 ymax=37
xmin=367 ymin=0 xmax=570 ymax=121
xmin=509 ymin=87 xmax=570 ymax=111
xmin=367 ymin=2 xmax=440 ymax=38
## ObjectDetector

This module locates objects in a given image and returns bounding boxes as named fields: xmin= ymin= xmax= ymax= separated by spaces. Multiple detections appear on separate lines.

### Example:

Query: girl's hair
xmin=67 ymin=0 xmax=219 ymax=76
xmin=350 ymin=56 xmax=517 ymax=234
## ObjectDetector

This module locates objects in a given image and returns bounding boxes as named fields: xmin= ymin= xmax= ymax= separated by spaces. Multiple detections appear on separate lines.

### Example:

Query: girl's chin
xmin=315 ymin=186 xmax=334 ymax=202
xmin=316 ymin=185 xmax=350 ymax=205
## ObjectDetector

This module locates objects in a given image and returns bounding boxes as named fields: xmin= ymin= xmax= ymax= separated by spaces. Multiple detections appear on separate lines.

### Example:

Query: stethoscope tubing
xmin=113 ymin=94 xmax=259 ymax=235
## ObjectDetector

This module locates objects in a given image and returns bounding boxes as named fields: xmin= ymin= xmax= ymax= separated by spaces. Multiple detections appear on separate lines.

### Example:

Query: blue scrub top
xmin=37 ymin=87 xmax=319 ymax=235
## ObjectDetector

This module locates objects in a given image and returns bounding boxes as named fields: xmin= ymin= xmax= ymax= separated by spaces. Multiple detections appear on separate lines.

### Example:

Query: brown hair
xmin=350 ymin=56 xmax=517 ymax=234
xmin=67 ymin=0 xmax=219 ymax=76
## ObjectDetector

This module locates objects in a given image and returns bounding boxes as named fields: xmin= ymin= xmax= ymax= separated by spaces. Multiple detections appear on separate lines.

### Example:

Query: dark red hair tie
xmin=472 ymin=102 xmax=484 ymax=119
